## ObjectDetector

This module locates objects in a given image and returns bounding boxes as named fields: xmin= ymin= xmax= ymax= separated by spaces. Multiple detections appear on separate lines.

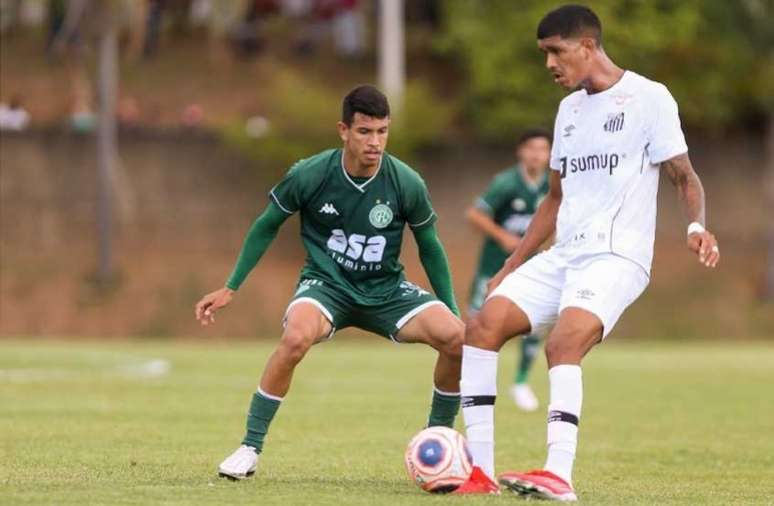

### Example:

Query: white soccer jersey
xmin=549 ymin=70 xmax=688 ymax=273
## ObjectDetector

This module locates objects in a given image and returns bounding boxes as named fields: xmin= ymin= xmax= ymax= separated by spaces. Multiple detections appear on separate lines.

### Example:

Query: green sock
xmin=427 ymin=387 xmax=460 ymax=428
xmin=515 ymin=334 xmax=541 ymax=384
xmin=241 ymin=390 xmax=282 ymax=453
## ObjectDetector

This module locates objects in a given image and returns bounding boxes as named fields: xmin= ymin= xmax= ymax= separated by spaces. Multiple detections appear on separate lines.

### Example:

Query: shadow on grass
xmin=236 ymin=475 xmax=426 ymax=496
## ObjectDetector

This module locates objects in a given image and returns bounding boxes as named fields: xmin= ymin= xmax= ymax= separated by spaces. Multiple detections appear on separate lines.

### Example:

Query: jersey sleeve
xmin=474 ymin=175 xmax=510 ymax=217
xmin=646 ymin=84 xmax=688 ymax=164
xmin=403 ymin=171 xmax=437 ymax=230
xmin=268 ymin=160 xmax=306 ymax=214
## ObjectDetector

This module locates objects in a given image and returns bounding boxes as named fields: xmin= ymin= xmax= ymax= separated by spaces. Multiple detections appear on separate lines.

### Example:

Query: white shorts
xmin=488 ymin=249 xmax=649 ymax=339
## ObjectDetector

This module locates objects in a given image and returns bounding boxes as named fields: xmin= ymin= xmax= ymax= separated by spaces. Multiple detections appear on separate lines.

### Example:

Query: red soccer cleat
xmin=498 ymin=469 xmax=577 ymax=502
xmin=453 ymin=466 xmax=500 ymax=495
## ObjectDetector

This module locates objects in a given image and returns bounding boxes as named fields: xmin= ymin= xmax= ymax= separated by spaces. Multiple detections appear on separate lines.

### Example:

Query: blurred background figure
xmin=0 ymin=94 xmax=30 ymax=130
xmin=229 ymin=0 xmax=279 ymax=58
xmin=466 ymin=129 xmax=552 ymax=412
xmin=293 ymin=0 xmax=364 ymax=58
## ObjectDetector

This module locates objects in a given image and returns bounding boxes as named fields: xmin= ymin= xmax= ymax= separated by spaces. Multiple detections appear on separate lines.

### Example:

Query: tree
xmin=55 ymin=0 xmax=123 ymax=284
xmin=437 ymin=0 xmax=772 ymax=140
xmin=734 ymin=0 xmax=774 ymax=299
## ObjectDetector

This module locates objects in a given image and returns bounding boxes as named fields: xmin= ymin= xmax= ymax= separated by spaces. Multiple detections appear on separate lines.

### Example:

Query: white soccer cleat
xmin=218 ymin=444 xmax=258 ymax=480
xmin=510 ymin=384 xmax=539 ymax=412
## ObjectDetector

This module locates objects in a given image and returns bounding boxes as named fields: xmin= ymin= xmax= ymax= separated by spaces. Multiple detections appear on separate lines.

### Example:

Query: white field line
xmin=0 ymin=357 xmax=171 ymax=382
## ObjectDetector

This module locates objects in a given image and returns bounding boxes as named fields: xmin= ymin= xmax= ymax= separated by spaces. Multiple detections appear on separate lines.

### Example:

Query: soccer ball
xmin=404 ymin=426 xmax=473 ymax=493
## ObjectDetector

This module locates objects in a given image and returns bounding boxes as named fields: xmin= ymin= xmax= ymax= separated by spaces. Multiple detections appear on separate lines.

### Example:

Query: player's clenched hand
xmin=688 ymin=230 xmax=719 ymax=268
xmin=195 ymin=287 xmax=234 ymax=326
xmin=498 ymin=234 xmax=521 ymax=253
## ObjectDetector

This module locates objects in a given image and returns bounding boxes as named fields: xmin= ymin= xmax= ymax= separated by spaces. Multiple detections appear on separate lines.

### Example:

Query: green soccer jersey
xmin=270 ymin=148 xmax=437 ymax=306
xmin=474 ymin=165 xmax=549 ymax=277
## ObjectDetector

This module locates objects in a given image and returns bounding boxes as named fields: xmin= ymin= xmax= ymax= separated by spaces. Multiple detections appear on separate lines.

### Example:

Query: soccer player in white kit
xmin=454 ymin=4 xmax=720 ymax=500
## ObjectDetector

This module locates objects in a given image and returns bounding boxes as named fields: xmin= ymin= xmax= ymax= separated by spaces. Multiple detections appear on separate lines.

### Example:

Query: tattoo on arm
xmin=662 ymin=153 xmax=706 ymax=226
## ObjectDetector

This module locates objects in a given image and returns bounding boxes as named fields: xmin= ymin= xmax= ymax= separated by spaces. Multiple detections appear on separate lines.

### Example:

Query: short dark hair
xmin=517 ymin=128 xmax=552 ymax=147
xmin=537 ymin=4 xmax=602 ymax=45
xmin=342 ymin=85 xmax=390 ymax=125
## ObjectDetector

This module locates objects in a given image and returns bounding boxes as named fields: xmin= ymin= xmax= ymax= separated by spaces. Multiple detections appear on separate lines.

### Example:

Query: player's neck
xmin=520 ymin=165 xmax=543 ymax=186
xmin=580 ymin=54 xmax=625 ymax=95
xmin=342 ymin=150 xmax=379 ymax=178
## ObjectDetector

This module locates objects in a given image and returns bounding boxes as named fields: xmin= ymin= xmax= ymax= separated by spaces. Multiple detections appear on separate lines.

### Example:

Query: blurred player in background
xmin=457 ymin=5 xmax=720 ymax=499
xmin=195 ymin=85 xmax=464 ymax=480
xmin=466 ymin=129 xmax=551 ymax=412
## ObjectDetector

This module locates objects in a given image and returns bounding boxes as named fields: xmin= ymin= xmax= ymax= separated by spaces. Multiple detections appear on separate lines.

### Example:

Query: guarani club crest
xmin=369 ymin=200 xmax=394 ymax=229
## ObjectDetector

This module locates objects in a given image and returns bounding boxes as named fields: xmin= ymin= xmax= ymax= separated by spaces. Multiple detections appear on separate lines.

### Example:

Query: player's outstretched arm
xmin=412 ymin=224 xmax=461 ymax=317
xmin=195 ymin=202 xmax=290 ymax=326
xmin=661 ymin=153 xmax=719 ymax=268
xmin=487 ymin=171 xmax=563 ymax=293
xmin=466 ymin=206 xmax=520 ymax=252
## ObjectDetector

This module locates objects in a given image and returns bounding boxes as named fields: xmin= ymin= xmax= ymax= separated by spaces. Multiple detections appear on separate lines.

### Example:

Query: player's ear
xmin=337 ymin=121 xmax=349 ymax=143
xmin=580 ymin=37 xmax=596 ymax=56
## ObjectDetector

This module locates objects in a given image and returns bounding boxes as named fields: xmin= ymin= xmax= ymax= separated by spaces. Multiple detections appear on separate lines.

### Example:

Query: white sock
xmin=460 ymin=344 xmax=498 ymax=480
xmin=544 ymin=364 xmax=582 ymax=486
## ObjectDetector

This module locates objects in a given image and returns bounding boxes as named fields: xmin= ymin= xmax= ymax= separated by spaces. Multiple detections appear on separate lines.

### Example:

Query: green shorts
xmin=468 ymin=273 xmax=491 ymax=314
xmin=285 ymin=278 xmax=444 ymax=341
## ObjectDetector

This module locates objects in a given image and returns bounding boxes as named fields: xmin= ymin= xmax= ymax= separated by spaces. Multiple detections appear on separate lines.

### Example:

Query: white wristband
xmin=687 ymin=222 xmax=705 ymax=236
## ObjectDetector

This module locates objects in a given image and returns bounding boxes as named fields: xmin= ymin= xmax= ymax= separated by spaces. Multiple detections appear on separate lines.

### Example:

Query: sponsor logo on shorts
xmin=399 ymin=281 xmax=429 ymax=298
xmin=295 ymin=279 xmax=323 ymax=295
xmin=576 ymin=288 xmax=595 ymax=300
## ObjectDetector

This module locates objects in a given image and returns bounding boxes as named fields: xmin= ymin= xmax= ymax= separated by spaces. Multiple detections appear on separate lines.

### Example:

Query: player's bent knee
xmin=437 ymin=318 xmax=464 ymax=358
xmin=424 ymin=315 xmax=463 ymax=357
xmin=464 ymin=315 xmax=494 ymax=349
xmin=278 ymin=327 xmax=317 ymax=363
xmin=544 ymin=331 xmax=595 ymax=366
xmin=463 ymin=316 xmax=481 ymax=344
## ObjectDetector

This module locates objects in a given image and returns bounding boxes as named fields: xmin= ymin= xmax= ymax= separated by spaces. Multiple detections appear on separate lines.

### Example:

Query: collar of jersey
xmin=518 ymin=164 xmax=547 ymax=192
xmin=340 ymin=150 xmax=382 ymax=193
xmin=583 ymin=69 xmax=631 ymax=99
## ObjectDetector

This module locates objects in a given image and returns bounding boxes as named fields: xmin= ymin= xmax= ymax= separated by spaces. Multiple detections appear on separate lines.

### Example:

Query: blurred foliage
xmin=437 ymin=0 xmax=774 ymax=141
xmin=220 ymin=70 xmax=339 ymax=178
xmin=220 ymin=70 xmax=455 ymax=177
xmin=387 ymin=80 xmax=457 ymax=162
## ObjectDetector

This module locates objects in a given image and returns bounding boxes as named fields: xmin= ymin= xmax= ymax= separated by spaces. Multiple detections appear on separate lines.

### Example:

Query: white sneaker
xmin=510 ymin=384 xmax=539 ymax=412
xmin=218 ymin=445 xmax=258 ymax=480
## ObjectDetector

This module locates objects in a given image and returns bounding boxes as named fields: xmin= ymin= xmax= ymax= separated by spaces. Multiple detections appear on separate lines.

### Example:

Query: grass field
xmin=1 ymin=337 xmax=773 ymax=505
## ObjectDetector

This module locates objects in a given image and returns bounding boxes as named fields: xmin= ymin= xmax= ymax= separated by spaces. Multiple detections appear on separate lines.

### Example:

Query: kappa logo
xmin=563 ymin=124 xmax=576 ymax=137
xmin=319 ymin=203 xmax=339 ymax=215
xmin=603 ymin=112 xmax=625 ymax=133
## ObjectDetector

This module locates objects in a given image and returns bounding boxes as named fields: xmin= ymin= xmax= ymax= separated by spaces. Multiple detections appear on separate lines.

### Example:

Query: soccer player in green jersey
xmin=466 ymin=130 xmax=551 ymax=412
xmin=194 ymin=85 xmax=464 ymax=480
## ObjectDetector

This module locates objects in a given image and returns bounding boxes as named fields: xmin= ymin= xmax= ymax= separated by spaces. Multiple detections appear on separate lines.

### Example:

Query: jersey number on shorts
xmin=327 ymin=229 xmax=387 ymax=262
